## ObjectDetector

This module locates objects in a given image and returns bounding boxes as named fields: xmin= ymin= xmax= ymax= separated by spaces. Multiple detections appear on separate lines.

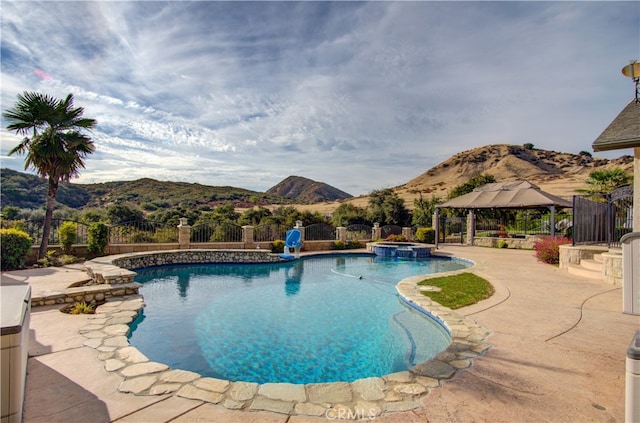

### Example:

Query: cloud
xmin=1 ymin=1 xmax=637 ymax=195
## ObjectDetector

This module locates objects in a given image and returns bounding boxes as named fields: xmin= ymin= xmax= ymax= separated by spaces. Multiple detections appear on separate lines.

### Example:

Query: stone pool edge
xmin=76 ymin=251 xmax=492 ymax=418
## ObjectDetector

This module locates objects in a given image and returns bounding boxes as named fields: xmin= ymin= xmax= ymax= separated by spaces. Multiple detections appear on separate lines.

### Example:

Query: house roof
xmin=436 ymin=181 xmax=572 ymax=209
xmin=592 ymin=100 xmax=640 ymax=152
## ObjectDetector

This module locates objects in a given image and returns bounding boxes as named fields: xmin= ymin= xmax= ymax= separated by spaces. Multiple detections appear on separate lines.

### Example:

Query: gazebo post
xmin=549 ymin=206 xmax=556 ymax=237
xmin=467 ymin=209 xmax=476 ymax=246
xmin=434 ymin=208 xmax=440 ymax=249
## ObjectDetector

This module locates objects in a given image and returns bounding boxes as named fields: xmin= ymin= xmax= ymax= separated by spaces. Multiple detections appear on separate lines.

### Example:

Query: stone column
xmin=634 ymin=147 xmax=640 ymax=231
xmin=466 ymin=210 xmax=475 ymax=246
xmin=295 ymin=220 xmax=305 ymax=241
xmin=402 ymin=227 xmax=413 ymax=241
xmin=242 ymin=226 xmax=255 ymax=249
xmin=178 ymin=218 xmax=191 ymax=249
xmin=372 ymin=223 xmax=382 ymax=241
xmin=336 ymin=227 xmax=347 ymax=243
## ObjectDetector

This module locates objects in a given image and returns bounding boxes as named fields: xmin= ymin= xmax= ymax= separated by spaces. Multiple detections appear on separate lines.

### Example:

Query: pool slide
xmin=279 ymin=228 xmax=303 ymax=259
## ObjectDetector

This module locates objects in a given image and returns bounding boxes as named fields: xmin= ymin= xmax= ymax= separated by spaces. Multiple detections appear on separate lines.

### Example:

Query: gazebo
xmin=434 ymin=180 xmax=572 ymax=247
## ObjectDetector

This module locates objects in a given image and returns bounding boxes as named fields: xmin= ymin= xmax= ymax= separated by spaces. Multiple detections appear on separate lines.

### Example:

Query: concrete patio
xmin=3 ymin=245 xmax=638 ymax=422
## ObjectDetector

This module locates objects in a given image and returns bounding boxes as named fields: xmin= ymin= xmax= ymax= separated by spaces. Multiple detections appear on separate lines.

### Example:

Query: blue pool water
xmin=128 ymin=254 xmax=468 ymax=384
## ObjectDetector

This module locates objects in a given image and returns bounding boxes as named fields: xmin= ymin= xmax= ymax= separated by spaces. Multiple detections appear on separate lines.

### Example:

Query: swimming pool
xmin=128 ymin=254 xmax=469 ymax=384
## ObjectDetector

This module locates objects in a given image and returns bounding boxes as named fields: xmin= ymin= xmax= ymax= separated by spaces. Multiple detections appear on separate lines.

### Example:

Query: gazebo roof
xmin=436 ymin=181 xmax=572 ymax=209
xmin=592 ymin=100 xmax=640 ymax=152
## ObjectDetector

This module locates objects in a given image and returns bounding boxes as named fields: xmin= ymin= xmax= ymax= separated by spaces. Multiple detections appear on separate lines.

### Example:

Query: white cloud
xmin=1 ymin=1 xmax=637 ymax=195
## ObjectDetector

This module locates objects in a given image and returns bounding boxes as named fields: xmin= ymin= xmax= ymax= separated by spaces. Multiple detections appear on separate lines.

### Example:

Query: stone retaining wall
xmin=109 ymin=249 xmax=283 ymax=270
xmin=472 ymin=235 xmax=542 ymax=249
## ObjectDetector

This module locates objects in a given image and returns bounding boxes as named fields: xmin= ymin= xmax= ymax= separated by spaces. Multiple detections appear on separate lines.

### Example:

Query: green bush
xmin=534 ymin=236 xmax=571 ymax=265
xmin=415 ymin=227 xmax=435 ymax=243
xmin=87 ymin=222 xmax=109 ymax=257
xmin=271 ymin=240 xmax=285 ymax=253
xmin=1 ymin=228 xmax=33 ymax=270
xmin=58 ymin=221 xmax=78 ymax=254
xmin=497 ymin=240 xmax=508 ymax=249
xmin=332 ymin=240 xmax=346 ymax=250
xmin=347 ymin=240 xmax=362 ymax=249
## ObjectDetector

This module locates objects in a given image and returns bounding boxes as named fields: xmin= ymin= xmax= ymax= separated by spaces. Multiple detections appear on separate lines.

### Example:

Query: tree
xmin=448 ymin=173 xmax=496 ymax=199
xmin=366 ymin=189 xmax=410 ymax=226
xmin=581 ymin=168 xmax=632 ymax=195
xmin=331 ymin=203 xmax=368 ymax=227
xmin=4 ymin=92 xmax=96 ymax=259
xmin=412 ymin=193 xmax=441 ymax=227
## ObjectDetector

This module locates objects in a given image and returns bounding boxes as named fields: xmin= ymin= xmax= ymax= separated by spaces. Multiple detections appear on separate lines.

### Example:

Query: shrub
xmin=87 ymin=222 xmax=109 ymax=257
xmin=497 ymin=240 xmax=508 ymax=249
xmin=1 ymin=228 xmax=33 ymax=270
xmin=271 ymin=240 xmax=285 ymax=253
xmin=385 ymin=234 xmax=407 ymax=242
xmin=58 ymin=221 xmax=78 ymax=254
xmin=415 ymin=227 xmax=435 ymax=243
xmin=332 ymin=240 xmax=346 ymax=250
xmin=347 ymin=240 xmax=362 ymax=249
xmin=534 ymin=236 xmax=571 ymax=265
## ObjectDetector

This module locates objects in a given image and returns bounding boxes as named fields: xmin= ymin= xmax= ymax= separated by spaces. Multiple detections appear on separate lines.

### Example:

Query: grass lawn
xmin=417 ymin=272 xmax=494 ymax=309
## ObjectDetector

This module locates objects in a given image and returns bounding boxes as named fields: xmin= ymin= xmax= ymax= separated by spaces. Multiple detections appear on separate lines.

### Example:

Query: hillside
xmin=266 ymin=176 xmax=352 ymax=203
xmin=291 ymin=144 xmax=634 ymax=214
xmin=1 ymin=144 xmax=633 ymax=214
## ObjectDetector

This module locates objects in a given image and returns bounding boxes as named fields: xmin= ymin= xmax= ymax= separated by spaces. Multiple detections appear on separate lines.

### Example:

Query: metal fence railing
xmin=21 ymin=219 xmax=90 ymax=246
xmin=190 ymin=222 xmax=242 ymax=243
xmin=381 ymin=225 xmax=402 ymax=239
xmin=254 ymin=224 xmax=286 ymax=242
xmin=346 ymin=224 xmax=372 ymax=241
xmin=304 ymin=223 xmax=336 ymax=241
xmin=109 ymin=221 xmax=178 ymax=244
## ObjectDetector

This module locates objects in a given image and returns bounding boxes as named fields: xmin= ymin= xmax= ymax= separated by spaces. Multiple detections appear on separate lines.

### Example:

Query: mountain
xmin=0 ymin=168 xmax=92 ymax=210
xmin=396 ymin=144 xmax=633 ymax=199
xmin=291 ymin=144 xmax=634 ymax=214
xmin=0 ymin=169 xmax=283 ymax=211
xmin=265 ymin=175 xmax=353 ymax=203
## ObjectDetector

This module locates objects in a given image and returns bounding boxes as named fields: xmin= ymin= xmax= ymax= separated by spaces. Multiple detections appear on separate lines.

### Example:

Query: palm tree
xmin=3 ymin=92 xmax=97 ymax=259
xmin=581 ymin=168 xmax=632 ymax=196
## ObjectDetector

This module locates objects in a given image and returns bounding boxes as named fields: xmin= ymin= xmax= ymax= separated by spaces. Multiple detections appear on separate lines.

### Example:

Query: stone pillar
xmin=433 ymin=209 xmax=440 ymax=249
xmin=336 ymin=227 xmax=347 ymax=243
xmin=402 ymin=227 xmax=413 ymax=241
xmin=466 ymin=210 xmax=475 ymax=246
xmin=372 ymin=223 xmax=382 ymax=241
xmin=295 ymin=220 xmax=305 ymax=241
xmin=178 ymin=218 xmax=191 ymax=249
xmin=242 ymin=226 xmax=255 ymax=249
xmin=634 ymin=147 xmax=640 ymax=232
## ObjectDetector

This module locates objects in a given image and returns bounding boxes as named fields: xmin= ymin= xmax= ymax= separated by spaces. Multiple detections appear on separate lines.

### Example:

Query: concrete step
xmin=580 ymin=258 xmax=603 ymax=272
xmin=567 ymin=263 xmax=602 ymax=280
xmin=593 ymin=253 xmax=604 ymax=264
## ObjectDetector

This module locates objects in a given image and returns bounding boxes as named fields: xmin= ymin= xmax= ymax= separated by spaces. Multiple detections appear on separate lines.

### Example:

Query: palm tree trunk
xmin=39 ymin=177 xmax=58 ymax=259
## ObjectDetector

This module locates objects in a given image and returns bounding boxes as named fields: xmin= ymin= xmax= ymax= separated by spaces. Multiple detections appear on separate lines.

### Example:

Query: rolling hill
xmin=266 ymin=176 xmax=352 ymax=203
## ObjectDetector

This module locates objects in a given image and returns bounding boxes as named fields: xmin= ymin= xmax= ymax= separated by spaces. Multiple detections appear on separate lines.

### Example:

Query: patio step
xmin=567 ymin=262 xmax=603 ymax=281
xmin=593 ymin=253 xmax=604 ymax=264
xmin=580 ymin=258 xmax=603 ymax=271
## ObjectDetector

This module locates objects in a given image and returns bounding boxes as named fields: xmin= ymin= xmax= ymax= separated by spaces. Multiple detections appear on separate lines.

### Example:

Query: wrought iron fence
xmin=190 ymin=222 xmax=242 ymax=243
xmin=438 ymin=217 xmax=466 ymax=244
xmin=346 ymin=224 xmax=372 ymax=241
xmin=381 ymin=225 xmax=402 ymax=239
xmin=254 ymin=224 xmax=286 ymax=242
xmin=475 ymin=215 xmax=561 ymax=238
xmin=573 ymin=186 xmax=633 ymax=248
xmin=304 ymin=223 xmax=336 ymax=241
xmin=109 ymin=221 xmax=178 ymax=244
xmin=21 ymin=219 xmax=90 ymax=246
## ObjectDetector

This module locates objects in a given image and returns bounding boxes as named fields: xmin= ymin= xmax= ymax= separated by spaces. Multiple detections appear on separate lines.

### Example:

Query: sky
xmin=1 ymin=1 xmax=639 ymax=196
